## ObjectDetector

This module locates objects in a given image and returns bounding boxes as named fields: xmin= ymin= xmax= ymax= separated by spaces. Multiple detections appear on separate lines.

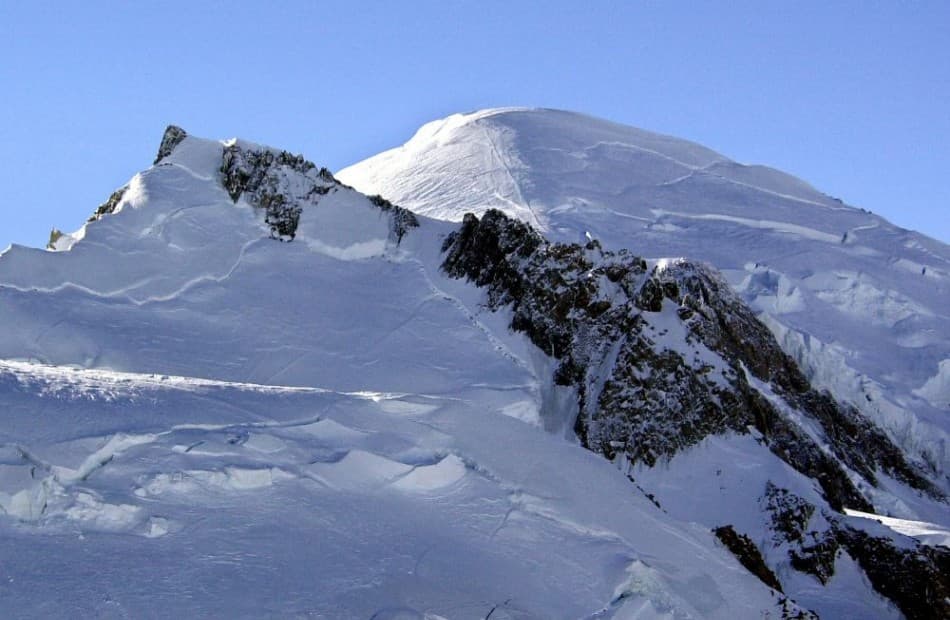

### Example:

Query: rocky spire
xmin=153 ymin=125 xmax=187 ymax=164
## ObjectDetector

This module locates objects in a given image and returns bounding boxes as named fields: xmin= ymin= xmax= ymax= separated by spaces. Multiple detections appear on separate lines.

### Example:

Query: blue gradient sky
xmin=2 ymin=2 xmax=948 ymax=247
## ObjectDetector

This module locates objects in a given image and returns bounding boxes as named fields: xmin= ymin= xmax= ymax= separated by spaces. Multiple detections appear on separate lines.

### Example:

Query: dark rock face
xmin=219 ymin=144 xmax=418 ymax=243
xmin=220 ymin=146 xmax=322 ymax=241
xmin=441 ymin=209 xmax=947 ymax=614
xmin=88 ymin=186 xmax=128 ymax=223
xmin=835 ymin=526 xmax=950 ymax=620
xmin=648 ymin=261 xmax=940 ymax=500
xmin=154 ymin=125 xmax=187 ymax=164
xmin=762 ymin=484 xmax=839 ymax=585
xmin=713 ymin=525 xmax=784 ymax=593
xmin=788 ymin=532 xmax=840 ymax=586
xmin=368 ymin=195 xmax=419 ymax=244
xmin=46 ymin=229 xmax=64 ymax=250
xmin=593 ymin=336 xmax=747 ymax=467
xmin=761 ymin=483 xmax=949 ymax=618
xmin=440 ymin=210 xmax=931 ymax=511
xmin=763 ymin=482 xmax=815 ymax=545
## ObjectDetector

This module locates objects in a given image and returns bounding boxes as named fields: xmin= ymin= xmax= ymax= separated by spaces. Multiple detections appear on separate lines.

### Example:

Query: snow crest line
xmin=0 ymin=237 xmax=267 ymax=306
xmin=0 ymin=359 xmax=409 ymax=400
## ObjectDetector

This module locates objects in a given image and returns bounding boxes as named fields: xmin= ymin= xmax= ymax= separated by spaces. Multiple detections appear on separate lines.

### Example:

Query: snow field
xmin=0 ymin=361 xmax=786 ymax=618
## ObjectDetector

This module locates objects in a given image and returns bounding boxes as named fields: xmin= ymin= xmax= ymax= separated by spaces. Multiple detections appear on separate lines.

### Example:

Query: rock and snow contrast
xmin=0 ymin=120 xmax=945 ymax=618
xmin=339 ymin=108 xmax=950 ymax=490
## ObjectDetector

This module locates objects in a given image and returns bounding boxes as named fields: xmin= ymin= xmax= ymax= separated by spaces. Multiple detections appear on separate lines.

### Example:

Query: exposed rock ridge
xmin=220 ymin=143 xmax=418 ymax=242
xmin=60 ymin=126 xmax=422 ymax=250
xmin=648 ymin=261 xmax=940 ymax=499
xmin=712 ymin=524 xmax=785 ymax=594
xmin=366 ymin=194 xmax=421 ymax=244
xmin=760 ymin=484 xmax=949 ymax=620
xmin=88 ymin=186 xmax=128 ymax=223
xmin=45 ymin=229 xmax=64 ymax=250
xmin=440 ymin=209 xmax=934 ymax=509
xmin=440 ymin=209 xmax=947 ymax=615
xmin=154 ymin=125 xmax=187 ymax=164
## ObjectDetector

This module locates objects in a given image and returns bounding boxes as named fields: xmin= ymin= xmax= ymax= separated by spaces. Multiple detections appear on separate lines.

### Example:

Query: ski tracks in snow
xmin=405 ymin=256 xmax=536 ymax=379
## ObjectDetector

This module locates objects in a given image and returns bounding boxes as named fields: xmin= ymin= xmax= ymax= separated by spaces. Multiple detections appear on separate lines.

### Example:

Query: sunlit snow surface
xmin=2 ymin=360 xmax=783 ymax=618
xmin=338 ymin=107 xmax=950 ymax=486
xmin=0 ymin=135 xmax=794 ymax=618
xmin=843 ymin=508 xmax=950 ymax=548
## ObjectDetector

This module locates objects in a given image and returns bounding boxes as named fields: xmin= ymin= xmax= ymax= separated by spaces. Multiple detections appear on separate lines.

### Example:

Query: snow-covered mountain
xmin=0 ymin=124 xmax=946 ymax=618
xmin=338 ymin=108 xmax=950 ymax=492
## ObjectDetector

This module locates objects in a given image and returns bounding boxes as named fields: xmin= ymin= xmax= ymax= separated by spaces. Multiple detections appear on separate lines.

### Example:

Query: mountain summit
xmin=0 ymin=122 xmax=946 ymax=618
xmin=339 ymin=107 xmax=950 ymax=488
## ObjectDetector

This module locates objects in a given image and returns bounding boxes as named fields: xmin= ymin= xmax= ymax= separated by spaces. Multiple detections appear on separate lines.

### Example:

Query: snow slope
xmin=338 ymin=108 xmax=950 ymax=485
xmin=0 ymin=130 xmax=802 ymax=618
xmin=2 ymin=360 xmax=792 ymax=618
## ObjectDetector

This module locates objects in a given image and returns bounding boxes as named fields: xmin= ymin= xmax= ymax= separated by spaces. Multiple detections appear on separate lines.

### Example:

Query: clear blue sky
xmin=2 ymin=2 xmax=948 ymax=247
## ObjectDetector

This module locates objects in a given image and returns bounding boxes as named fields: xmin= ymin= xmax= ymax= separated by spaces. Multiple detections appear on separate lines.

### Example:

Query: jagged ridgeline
xmin=152 ymin=125 xmax=419 ymax=243
xmin=441 ymin=209 xmax=937 ymax=509
xmin=441 ymin=209 xmax=948 ymax=619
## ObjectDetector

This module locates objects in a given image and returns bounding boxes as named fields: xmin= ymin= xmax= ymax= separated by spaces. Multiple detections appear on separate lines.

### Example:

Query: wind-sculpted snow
xmin=1 ymin=123 xmax=945 ymax=617
xmin=0 ymin=361 xmax=803 ymax=618
xmin=339 ymin=107 xmax=950 ymax=484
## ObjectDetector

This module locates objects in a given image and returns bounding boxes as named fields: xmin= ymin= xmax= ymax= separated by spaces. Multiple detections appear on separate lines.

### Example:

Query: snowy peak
xmin=2 ymin=121 xmax=947 ymax=618
xmin=338 ymin=107 xmax=837 ymax=229
xmin=154 ymin=124 xmax=188 ymax=164
xmin=2 ymin=125 xmax=810 ymax=618
xmin=339 ymin=107 xmax=950 ymax=492
xmin=41 ymin=125 xmax=419 ymax=261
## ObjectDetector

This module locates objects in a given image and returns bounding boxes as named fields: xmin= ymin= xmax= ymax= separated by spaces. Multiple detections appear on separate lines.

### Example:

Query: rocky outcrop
xmin=88 ymin=186 xmax=128 ymax=223
xmin=835 ymin=526 xmax=950 ymax=620
xmin=713 ymin=525 xmax=784 ymax=593
xmin=46 ymin=229 xmax=64 ymax=250
xmin=367 ymin=194 xmax=419 ymax=244
xmin=220 ymin=146 xmax=325 ymax=241
xmin=154 ymin=125 xmax=187 ymax=164
xmin=762 ymin=483 xmax=949 ymax=619
xmin=220 ymin=144 xmax=417 ymax=243
xmin=763 ymin=482 xmax=815 ymax=545
xmin=441 ymin=209 xmax=946 ymax=614
xmin=650 ymin=261 xmax=940 ymax=499
xmin=440 ymin=209 xmax=933 ymax=511
xmin=762 ymin=483 xmax=839 ymax=585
